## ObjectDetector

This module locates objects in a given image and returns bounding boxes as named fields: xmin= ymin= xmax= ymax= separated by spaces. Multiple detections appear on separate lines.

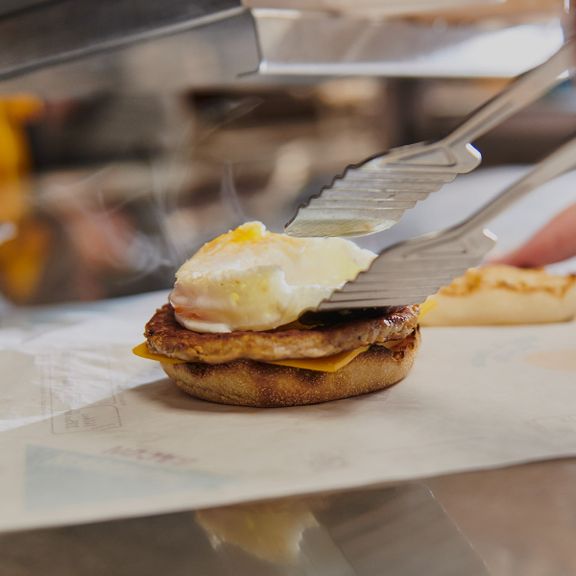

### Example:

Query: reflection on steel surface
xmin=193 ymin=486 xmax=487 ymax=575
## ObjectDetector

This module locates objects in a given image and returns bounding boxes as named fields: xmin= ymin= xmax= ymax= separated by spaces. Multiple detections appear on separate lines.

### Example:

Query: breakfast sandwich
xmin=420 ymin=265 xmax=576 ymax=326
xmin=136 ymin=222 xmax=420 ymax=407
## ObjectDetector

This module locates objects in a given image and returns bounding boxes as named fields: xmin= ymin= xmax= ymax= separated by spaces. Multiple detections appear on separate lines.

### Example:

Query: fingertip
xmin=485 ymin=252 xmax=535 ymax=268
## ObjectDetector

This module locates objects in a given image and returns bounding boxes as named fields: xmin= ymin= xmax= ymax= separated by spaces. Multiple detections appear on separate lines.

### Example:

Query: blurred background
xmin=0 ymin=0 xmax=573 ymax=306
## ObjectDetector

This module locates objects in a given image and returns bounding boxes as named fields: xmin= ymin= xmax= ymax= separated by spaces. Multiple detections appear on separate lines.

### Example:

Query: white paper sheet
xmin=1 ymin=290 xmax=575 ymax=532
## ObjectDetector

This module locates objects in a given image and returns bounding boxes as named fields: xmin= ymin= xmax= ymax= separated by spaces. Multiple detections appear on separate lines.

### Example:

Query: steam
xmin=48 ymin=166 xmax=169 ymax=276
xmin=219 ymin=162 xmax=247 ymax=225
xmin=12 ymin=93 xmax=265 ymax=300
xmin=146 ymin=96 xmax=262 ymax=272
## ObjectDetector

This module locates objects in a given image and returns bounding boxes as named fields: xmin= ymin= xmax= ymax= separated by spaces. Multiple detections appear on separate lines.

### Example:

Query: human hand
xmin=493 ymin=203 xmax=576 ymax=267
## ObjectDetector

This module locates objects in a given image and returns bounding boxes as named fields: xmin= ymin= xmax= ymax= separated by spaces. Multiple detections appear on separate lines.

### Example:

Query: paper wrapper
xmin=0 ymin=291 xmax=575 ymax=532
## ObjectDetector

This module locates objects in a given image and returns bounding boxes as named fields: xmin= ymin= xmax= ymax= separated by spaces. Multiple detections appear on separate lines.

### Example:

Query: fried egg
xmin=170 ymin=222 xmax=375 ymax=333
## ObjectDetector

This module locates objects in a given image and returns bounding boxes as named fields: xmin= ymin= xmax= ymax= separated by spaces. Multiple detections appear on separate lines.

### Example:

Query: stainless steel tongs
xmin=316 ymin=135 xmax=576 ymax=310
xmin=286 ymin=37 xmax=576 ymax=238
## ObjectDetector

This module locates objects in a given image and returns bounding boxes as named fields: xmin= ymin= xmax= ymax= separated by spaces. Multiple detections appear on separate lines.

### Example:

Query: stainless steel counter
xmin=2 ymin=459 xmax=575 ymax=575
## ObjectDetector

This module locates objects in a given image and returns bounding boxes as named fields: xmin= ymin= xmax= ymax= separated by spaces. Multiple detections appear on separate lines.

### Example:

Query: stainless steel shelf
xmin=0 ymin=2 xmax=565 ymax=94
xmin=255 ymin=10 xmax=564 ymax=78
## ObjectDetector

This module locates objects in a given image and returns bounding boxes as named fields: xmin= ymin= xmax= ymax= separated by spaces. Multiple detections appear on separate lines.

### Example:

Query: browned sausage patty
xmin=145 ymin=304 xmax=419 ymax=364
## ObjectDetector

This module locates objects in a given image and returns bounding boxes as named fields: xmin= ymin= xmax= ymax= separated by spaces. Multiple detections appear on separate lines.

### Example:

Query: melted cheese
xmin=267 ymin=346 xmax=369 ymax=373
xmin=132 ymin=343 xmax=186 ymax=365
xmin=418 ymin=298 xmax=437 ymax=320
xmin=132 ymin=342 xmax=369 ymax=373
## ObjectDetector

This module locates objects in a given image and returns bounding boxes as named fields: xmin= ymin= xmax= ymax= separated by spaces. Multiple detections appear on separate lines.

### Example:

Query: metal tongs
xmin=316 ymin=135 xmax=576 ymax=310
xmin=286 ymin=37 xmax=576 ymax=238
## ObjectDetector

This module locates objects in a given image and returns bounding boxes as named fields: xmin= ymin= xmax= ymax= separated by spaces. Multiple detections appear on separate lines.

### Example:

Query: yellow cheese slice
xmin=266 ymin=346 xmax=369 ymax=373
xmin=418 ymin=298 xmax=437 ymax=320
xmin=132 ymin=342 xmax=369 ymax=373
xmin=132 ymin=343 xmax=186 ymax=365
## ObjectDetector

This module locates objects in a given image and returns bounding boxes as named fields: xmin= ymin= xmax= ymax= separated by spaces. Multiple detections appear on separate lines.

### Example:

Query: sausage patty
xmin=145 ymin=303 xmax=419 ymax=364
